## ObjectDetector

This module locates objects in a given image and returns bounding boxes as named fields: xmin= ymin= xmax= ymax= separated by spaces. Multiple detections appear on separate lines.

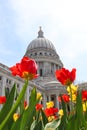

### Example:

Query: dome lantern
xmin=37 ymin=26 xmax=44 ymax=38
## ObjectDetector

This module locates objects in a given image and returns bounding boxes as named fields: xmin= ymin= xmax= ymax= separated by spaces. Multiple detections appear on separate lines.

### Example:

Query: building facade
xmin=0 ymin=27 xmax=69 ymax=108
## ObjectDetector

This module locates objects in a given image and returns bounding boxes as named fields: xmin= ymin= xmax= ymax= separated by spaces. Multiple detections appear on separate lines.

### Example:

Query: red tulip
xmin=0 ymin=96 xmax=6 ymax=104
xmin=44 ymin=107 xmax=58 ymax=117
xmin=24 ymin=100 xmax=27 ymax=108
xmin=58 ymin=94 xmax=70 ymax=103
xmin=10 ymin=56 xmax=38 ymax=80
xmin=35 ymin=104 xmax=43 ymax=111
xmin=82 ymin=90 xmax=87 ymax=101
xmin=55 ymin=68 xmax=76 ymax=85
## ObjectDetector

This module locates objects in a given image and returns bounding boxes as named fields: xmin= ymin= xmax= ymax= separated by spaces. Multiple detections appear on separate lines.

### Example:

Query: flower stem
xmin=69 ymin=84 xmax=73 ymax=112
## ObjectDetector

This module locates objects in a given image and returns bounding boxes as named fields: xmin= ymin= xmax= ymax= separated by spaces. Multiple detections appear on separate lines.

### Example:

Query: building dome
xmin=26 ymin=27 xmax=56 ymax=52
xmin=25 ymin=27 xmax=63 ymax=77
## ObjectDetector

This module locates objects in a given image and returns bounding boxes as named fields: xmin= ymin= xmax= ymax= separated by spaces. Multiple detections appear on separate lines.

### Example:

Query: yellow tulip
xmin=46 ymin=101 xmax=54 ymax=108
xmin=83 ymin=102 xmax=87 ymax=112
xmin=37 ymin=92 xmax=42 ymax=100
xmin=58 ymin=109 xmax=64 ymax=118
xmin=67 ymin=84 xmax=78 ymax=95
xmin=13 ymin=113 xmax=19 ymax=122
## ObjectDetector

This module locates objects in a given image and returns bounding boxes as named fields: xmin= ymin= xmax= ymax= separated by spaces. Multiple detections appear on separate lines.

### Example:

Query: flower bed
xmin=0 ymin=57 xmax=87 ymax=130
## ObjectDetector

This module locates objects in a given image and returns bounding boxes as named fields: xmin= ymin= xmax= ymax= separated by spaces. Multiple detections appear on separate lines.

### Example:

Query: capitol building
xmin=0 ymin=27 xmax=86 ymax=108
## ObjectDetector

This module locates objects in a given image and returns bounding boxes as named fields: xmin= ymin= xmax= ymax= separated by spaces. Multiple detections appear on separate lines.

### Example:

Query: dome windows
xmin=49 ymin=53 xmax=52 ymax=56
xmin=45 ymin=52 xmax=47 ymax=56
xmin=35 ymin=53 xmax=37 ymax=56
xmin=30 ymin=54 xmax=32 ymax=56
xmin=29 ymin=52 xmax=55 ymax=57
xmin=39 ymin=52 xmax=43 ymax=56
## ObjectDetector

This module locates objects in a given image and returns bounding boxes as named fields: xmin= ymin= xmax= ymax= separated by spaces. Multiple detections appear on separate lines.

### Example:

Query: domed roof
xmin=26 ymin=27 xmax=56 ymax=52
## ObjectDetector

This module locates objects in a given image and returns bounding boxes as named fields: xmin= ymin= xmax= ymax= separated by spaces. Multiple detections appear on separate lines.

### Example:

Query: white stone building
xmin=0 ymin=27 xmax=69 ymax=108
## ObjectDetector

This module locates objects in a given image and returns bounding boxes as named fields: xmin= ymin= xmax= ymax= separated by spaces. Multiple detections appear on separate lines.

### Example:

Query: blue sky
xmin=0 ymin=0 xmax=87 ymax=83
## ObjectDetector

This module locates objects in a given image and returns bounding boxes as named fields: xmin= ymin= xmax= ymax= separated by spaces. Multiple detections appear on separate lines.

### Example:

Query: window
xmin=39 ymin=52 xmax=42 ymax=55
xmin=51 ymin=63 xmax=54 ymax=74
xmin=35 ymin=53 xmax=37 ymax=56
xmin=49 ymin=53 xmax=51 ymax=56
xmin=6 ymin=79 xmax=11 ymax=84
xmin=5 ymin=87 xmax=10 ymax=97
xmin=45 ymin=52 xmax=47 ymax=56
xmin=0 ymin=76 xmax=2 ymax=80
xmin=51 ymin=96 xmax=54 ymax=101
xmin=17 ymin=84 xmax=19 ymax=88
xmin=51 ymin=95 xmax=56 ymax=107
xmin=47 ymin=96 xmax=49 ymax=102
xmin=40 ymin=69 xmax=43 ymax=76
xmin=59 ymin=66 xmax=61 ymax=70
xmin=9 ymin=80 xmax=11 ymax=84
xmin=6 ymin=79 xmax=9 ymax=83
xmin=51 ymin=95 xmax=55 ymax=101
xmin=41 ymin=100 xmax=43 ymax=104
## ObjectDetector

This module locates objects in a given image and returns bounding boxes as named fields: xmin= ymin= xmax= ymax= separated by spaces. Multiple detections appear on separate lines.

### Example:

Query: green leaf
xmin=11 ymin=116 xmax=22 ymax=130
xmin=44 ymin=119 xmax=61 ymax=130
xmin=30 ymin=120 xmax=37 ymax=130
xmin=0 ymin=80 xmax=28 ymax=130
xmin=65 ymin=114 xmax=77 ymax=130
xmin=0 ymin=84 xmax=16 ymax=123
xmin=20 ymin=87 xmax=39 ymax=130
xmin=2 ymin=117 xmax=13 ymax=130
xmin=41 ymin=109 xmax=48 ymax=127
xmin=19 ymin=95 xmax=25 ymax=115
xmin=58 ymin=99 xmax=68 ymax=130
xmin=29 ymin=87 xmax=37 ymax=106
xmin=30 ymin=120 xmax=43 ymax=130
xmin=76 ymin=90 xmax=86 ymax=129
xmin=5 ymin=87 xmax=10 ymax=98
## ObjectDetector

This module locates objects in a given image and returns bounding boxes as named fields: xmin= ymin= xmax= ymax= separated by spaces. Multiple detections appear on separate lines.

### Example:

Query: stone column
xmin=37 ymin=62 xmax=39 ymax=74
xmin=48 ymin=94 xmax=51 ymax=101
xmin=54 ymin=64 xmax=56 ymax=72
xmin=56 ymin=94 xmax=59 ymax=108
xmin=11 ymin=80 xmax=14 ymax=86
xmin=2 ymin=76 xmax=6 ymax=95
xmin=43 ymin=93 xmax=47 ymax=108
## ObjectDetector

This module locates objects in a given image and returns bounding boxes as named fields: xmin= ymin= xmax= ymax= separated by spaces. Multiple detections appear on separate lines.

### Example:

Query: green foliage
xmin=44 ymin=119 xmax=61 ymax=130
xmin=58 ymin=90 xmax=87 ymax=130
xmin=41 ymin=109 xmax=48 ymax=127
xmin=0 ymin=81 xmax=47 ymax=130
xmin=0 ymin=80 xmax=28 ymax=130
xmin=30 ymin=120 xmax=43 ymax=130
xmin=11 ymin=116 xmax=22 ymax=130
xmin=0 ymin=80 xmax=87 ymax=130
xmin=0 ymin=84 xmax=16 ymax=123
xmin=19 ymin=88 xmax=38 ymax=130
